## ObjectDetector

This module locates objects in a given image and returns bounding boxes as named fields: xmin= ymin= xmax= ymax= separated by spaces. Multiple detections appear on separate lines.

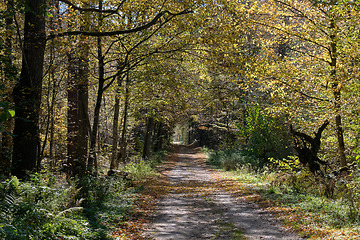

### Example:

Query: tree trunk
xmin=154 ymin=121 xmax=163 ymax=152
xmin=67 ymin=59 xmax=80 ymax=176
xmin=329 ymin=18 xmax=346 ymax=167
xmin=66 ymin=34 xmax=89 ymax=178
xmin=66 ymin=3 xmax=90 ymax=178
xmin=88 ymin=0 xmax=106 ymax=174
xmin=117 ymin=75 xmax=130 ymax=165
xmin=110 ymin=65 xmax=125 ymax=170
xmin=88 ymin=36 xmax=105 ymax=173
xmin=143 ymin=116 xmax=154 ymax=160
xmin=110 ymin=93 xmax=121 ymax=170
xmin=49 ymin=0 xmax=60 ymax=170
xmin=67 ymin=53 xmax=89 ymax=177
xmin=12 ymin=0 xmax=46 ymax=179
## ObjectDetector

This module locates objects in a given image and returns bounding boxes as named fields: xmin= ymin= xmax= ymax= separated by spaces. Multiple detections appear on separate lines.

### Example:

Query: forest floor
xmin=118 ymin=145 xmax=301 ymax=240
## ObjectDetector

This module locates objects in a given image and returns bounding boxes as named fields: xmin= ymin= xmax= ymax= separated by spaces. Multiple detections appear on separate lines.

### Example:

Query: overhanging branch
xmin=47 ymin=9 xmax=192 ymax=40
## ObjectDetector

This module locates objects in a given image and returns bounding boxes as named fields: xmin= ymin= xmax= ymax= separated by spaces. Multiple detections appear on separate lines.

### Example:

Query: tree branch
xmin=287 ymin=46 xmax=330 ymax=64
xmin=274 ymin=77 xmax=330 ymax=102
xmin=274 ymin=0 xmax=329 ymax=37
xmin=47 ymin=9 xmax=192 ymax=40
xmin=250 ymin=18 xmax=329 ymax=51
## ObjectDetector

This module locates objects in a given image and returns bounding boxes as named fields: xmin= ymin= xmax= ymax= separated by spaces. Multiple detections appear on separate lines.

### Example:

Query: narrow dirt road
xmin=145 ymin=145 xmax=302 ymax=240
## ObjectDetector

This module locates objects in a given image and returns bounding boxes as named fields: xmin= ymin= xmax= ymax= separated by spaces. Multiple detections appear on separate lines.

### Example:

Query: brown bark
xmin=67 ymin=53 xmax=89 ymax=177
xmin=66 ymin=2 xmax=91 ymax=178
xmin=12 ymin=0 xmax=46 ymax=179
xmin=110 ymin=61 xmax=126 ymax=170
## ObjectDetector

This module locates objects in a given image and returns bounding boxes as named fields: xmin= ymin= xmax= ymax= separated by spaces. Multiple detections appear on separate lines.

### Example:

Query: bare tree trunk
xmin=110 ymin=70 xmax=126 ymax=170
xmin=329 ymin=18 xmax=346 ymax=167
xmin=67 ymin=42 xmax=89 ymax=177
xmin=12 ymin=0 xmax=46 ymax=179
xmin=88 ymin=1 xmax=104 ymax=173
xmin=117 ymin=75 xmax=130 ymax=165
xmin=88 ymin=31 xmax=104 ymax=174
xmin=109 ymin=92 xmax=121 ymax=170
xmin=154 ymin=121 xmax=169 ymax=152
xmin=143 ymin=116 xmax=154 ymax=160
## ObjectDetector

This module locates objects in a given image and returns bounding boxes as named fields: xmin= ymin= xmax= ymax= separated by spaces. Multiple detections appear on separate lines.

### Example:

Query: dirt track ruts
xmin=145 ymin=145 xmax=302 ymax=240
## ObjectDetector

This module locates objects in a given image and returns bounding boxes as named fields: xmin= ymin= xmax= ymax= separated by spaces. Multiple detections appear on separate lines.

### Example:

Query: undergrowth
xmin=0 ymin=173 xmax=134 ymax=240
xmin=0 ymin=153 xmax=163 ymax=240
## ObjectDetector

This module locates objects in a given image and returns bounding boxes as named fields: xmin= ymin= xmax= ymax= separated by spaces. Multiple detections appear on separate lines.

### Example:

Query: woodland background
xmin=1 ymin=0 xmax=360 ymax=239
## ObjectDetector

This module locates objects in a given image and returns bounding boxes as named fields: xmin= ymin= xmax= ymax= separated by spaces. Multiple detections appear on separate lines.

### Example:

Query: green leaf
xmin=8 ymin=110 xmax=15 ymax=117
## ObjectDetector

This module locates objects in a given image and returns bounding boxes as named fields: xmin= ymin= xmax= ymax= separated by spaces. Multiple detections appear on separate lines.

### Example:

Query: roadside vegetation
xmin=0 ymin=154 xmax=162 ymax=240
xmin=206 ymin=149 xmax=360 ymax=239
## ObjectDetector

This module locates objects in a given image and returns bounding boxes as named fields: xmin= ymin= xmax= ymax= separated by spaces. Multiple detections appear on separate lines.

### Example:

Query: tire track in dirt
xmin=145 ymin=145 xmax=302 ymax=240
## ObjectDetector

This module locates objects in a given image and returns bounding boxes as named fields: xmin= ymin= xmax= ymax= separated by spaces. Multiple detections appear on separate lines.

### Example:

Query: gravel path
xmin=145 ymin=145 xmax=302 ymax=240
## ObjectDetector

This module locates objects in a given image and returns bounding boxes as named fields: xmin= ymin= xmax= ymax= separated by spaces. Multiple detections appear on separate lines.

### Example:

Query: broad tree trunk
xmin=12 ymin=0 xmax=46 ymax=179
xmin=66 ymin=3 xmax=90 ymax=178
xmin=67 ymin=53 xmax=89 ymax=177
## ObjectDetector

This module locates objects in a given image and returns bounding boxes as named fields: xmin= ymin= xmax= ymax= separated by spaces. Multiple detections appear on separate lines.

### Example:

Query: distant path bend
xmin=145 ymin=145 xmax=302 ymax=240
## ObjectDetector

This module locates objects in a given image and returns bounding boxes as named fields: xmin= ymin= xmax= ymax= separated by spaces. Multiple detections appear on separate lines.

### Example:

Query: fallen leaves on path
xmin=111 ymin=147 xmax=360 ymax=240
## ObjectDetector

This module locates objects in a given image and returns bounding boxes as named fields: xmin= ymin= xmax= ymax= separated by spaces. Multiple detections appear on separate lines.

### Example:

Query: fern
xmin=56 ymin=206 xmax=83 ymax=218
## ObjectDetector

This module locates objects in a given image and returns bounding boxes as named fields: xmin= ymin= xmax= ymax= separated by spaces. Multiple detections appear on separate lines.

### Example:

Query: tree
xmin=241 ymin=0 xmax=360 ymax=167
xmin=9 ymin=0 xmax=193 ymax=178
xmin=12 ymin=0 xmax=46 ymax=179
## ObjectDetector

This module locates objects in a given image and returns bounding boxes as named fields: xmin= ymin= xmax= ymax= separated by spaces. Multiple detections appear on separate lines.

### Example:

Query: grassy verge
xmin=206 ymin=149 xmax=360 ymax=239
